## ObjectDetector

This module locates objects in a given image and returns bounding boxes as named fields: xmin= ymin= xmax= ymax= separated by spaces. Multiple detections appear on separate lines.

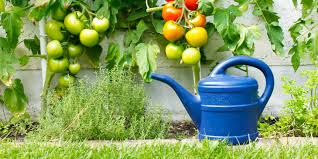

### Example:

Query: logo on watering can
xmin=151 ymin=56 xmax=274 ymax=145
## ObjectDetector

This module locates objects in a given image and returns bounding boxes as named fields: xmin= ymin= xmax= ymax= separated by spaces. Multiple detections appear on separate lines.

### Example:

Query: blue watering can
xmin=151 ymin=56 xmax=274 ymax=145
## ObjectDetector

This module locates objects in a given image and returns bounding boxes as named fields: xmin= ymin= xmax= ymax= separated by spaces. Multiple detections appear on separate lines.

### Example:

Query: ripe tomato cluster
xmin=162 ymin=0 xmax=208 ymax=65
xmin=45 ymin=5 xmax=109 ymax=88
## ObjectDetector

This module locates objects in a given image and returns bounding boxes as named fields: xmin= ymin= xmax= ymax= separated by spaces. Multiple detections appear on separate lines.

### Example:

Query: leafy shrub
xmin=28 ymin=68 xmax=170 ymax=141
xmin=259 ymin=70 xmax=318 ymax=137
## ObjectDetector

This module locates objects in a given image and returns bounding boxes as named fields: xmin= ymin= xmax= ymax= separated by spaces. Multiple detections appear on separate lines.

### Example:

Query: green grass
xmin=0 ymin=140 xmax=317 ymax=159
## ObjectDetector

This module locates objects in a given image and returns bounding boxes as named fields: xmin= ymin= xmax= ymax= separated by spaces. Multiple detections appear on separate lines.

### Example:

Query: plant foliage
xmin=29 ymin=68 xmax=170 ymax=141
xmin=259 ymin=70 xmax=318 ymax=137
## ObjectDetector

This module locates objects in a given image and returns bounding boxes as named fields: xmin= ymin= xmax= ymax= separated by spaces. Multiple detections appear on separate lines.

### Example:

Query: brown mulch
xmin=168 ymin=121 xmax=197 ymax=138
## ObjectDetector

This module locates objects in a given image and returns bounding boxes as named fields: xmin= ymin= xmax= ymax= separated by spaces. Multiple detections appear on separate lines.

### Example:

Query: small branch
xmin=192 ymin=61 xmax=201 ymax=95
xmin=28 ymin=54 xmax=47 ymax=59
xmin=41 ymin=67 xmax=55 ymax=113
xmin=146 ymin=6 xmax=163 ymax=13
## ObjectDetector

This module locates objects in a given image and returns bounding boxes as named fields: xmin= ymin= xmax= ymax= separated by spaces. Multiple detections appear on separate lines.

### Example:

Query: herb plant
xmin=28 ymin=68 xmax=170 ymax=141
xmin=259 ymin=70 xmax=318 ymax=137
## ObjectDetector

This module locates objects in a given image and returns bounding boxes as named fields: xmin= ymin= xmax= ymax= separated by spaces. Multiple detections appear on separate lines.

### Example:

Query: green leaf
xmin=19 ymin=55 xmax=30 ymax=66
xmin=213 ymin=7 xmax=256 ymax=55
xmin=312 ymin=31 xmax=318 ymax=62
xmin=289 ymin=19 xmax=305 ymax=42
xmin=301 ymin=0 xmax=313 ymax=18
xmin=28 ymin=6 xmax=48 ymax=21
xmin=0 ymin=52 xmax=18 ymax=83
xmin=3 ymin=79 xmax=28 ymax=114
xmin=105 ymin=42 xmax=121 ymax=69
xmin=24 ymin=35 xmax=40 ymax=55
xmin=292 ymin=0 xmax=298 ymax=7
xmin=205 ymin=22 xmax=216 ymax=38
xmin=124 ymin=20 xmax=149 ymax=47
xmin=254 ymin=0 xmax=285 ymax=55
xmin=1 ymin=12 xmax=23 ymax=49
xmin=152 ymin=19 xmax=164 ymax=34
xmin=198 ymin=0 xmax=214 ymax=16
xmin=96 ymin=1 xmax=110 ymax=18
xmin=84 ymin=45 xmax=103 ymax=68
xmin=289 ymin=41 xmax=305 ymax=71
xmin=235 ymin=0 xmax=249 ymax=5
xmin=291 ymin=50 xmax=300 ymax=71
xmin=127 ymin=9 xmax=148 ymax=21
xmin=92 ymin=0 xmax=104 ymax=11
xmin=11 ymin=0 xmax=29 ymax=7
xmin=135 ymin=43 xmax=159 ymax=82
xmin=265 ymin=24 xmax=285 ymax=55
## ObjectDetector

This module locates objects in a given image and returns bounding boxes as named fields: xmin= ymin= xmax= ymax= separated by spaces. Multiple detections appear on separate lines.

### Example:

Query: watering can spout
xmin=151 ymin=73 xmax=201 ymax=127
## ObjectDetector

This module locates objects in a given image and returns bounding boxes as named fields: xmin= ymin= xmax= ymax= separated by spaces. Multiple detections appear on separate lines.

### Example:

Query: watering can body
xmin=151 ymin=56 xmax=274 ymax=145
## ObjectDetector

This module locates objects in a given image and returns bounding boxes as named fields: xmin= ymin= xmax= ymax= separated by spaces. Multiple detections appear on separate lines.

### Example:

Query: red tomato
xmin=162 ymin=2 xmax=182 ymax=21
xmin=185 ymin=0 xmax=198 ymax=10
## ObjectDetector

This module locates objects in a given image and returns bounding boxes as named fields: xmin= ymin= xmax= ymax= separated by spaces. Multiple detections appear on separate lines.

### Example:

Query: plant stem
xmin=28 ymin=54 xmax=47 ymax=59
xmin=146 ymin=6 xmax=163 ymax=13
xmin=192 ymin=61 xmax=201 ymax=95
xmin=41 ymin=67 xmax=55 ymax=113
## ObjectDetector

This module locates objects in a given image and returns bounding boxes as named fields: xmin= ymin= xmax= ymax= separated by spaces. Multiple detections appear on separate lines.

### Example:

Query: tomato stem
xmin=146 ymin=6 xmax=163 ymax=13
xmin=41 ymin=66 xmax=55 ymax=113
xmin=192 ymin=61 xmax=201 ymax=95
xmin=28 ymin=54 xmax=47 ymax=59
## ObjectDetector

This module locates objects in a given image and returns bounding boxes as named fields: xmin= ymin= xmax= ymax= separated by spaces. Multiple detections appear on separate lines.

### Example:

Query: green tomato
xmin=92 ymin=17 xmax=110 ymax=33
xmin=165 ymin=43 xmax=184 ymax=60
xmin=47 ymin=40 xmax=63 ymax=58
xmin=51 ymin=5 xmax=67 ymax=21
xmin=58 ymin=74 xmax=75 ymax=88
xmin=48 ymin=57 xmax=69 ymax=73
xmin=182 ymin=48 xmax=201 ymax=65
xmin=80 ymin=29 xmax=99 ymax=47
xmin=68 ymin=44 xmax=83 ymax=58
xmin=69 ymin=63 xmax=81 ymax=74
xmin=45 ymin=20 xmax=65 ymax=41
xmin=64 ymin=11 xmax=86 ymax=35
xmin=239 ymin=4 xmax=249 ymax=13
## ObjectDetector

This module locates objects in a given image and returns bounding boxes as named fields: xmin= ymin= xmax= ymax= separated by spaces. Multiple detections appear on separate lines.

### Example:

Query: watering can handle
xmin=210 ymin=56 xmax=274 ymax=116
